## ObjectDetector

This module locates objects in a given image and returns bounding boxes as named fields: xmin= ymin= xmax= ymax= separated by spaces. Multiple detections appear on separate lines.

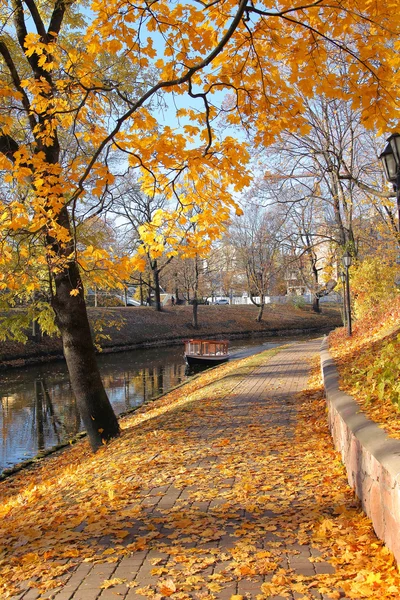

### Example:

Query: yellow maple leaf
xmin=158 ymin=578 xmax=176 ymax=596
xmin=100 ymin=578 xmax=127 ymax=589
xmin=207 ymin=582 xmax=222 ymax=592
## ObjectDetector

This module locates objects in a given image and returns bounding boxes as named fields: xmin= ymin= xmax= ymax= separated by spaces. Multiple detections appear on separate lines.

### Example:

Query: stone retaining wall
xmin=320 ymin=339 xmax=400 ymax=562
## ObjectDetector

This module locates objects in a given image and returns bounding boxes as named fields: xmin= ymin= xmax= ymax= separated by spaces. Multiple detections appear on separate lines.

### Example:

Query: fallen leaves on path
xmin=1 ymin=347 xmax=399 ymax=599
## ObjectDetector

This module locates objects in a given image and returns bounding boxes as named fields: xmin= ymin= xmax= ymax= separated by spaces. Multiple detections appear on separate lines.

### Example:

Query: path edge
xmin=320 ymin=337 xmax=400 ymax=562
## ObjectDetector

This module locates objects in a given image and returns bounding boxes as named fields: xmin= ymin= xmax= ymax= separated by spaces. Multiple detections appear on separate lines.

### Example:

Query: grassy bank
xmin=0 ymin=303 xmax=341 ymax=367
xmin=329 ymin=296 xmax=400 ymax=439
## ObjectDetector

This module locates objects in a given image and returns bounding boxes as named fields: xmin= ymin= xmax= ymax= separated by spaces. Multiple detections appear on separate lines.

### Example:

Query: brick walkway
xmin=16 ymin=339 xmax=345 ymax=600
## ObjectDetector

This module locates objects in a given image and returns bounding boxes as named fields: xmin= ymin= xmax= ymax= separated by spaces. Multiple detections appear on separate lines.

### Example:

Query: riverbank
xmin=0 ymin=303 xmax=342 ymax=367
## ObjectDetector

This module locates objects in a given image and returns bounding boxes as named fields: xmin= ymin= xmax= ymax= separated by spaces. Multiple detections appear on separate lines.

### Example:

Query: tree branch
xmin=339 ymin=172 xmax=394 ymax=199
xmin=0 ymin=134 xmax=19 ymax=162
xmin=48 ymin=0 xmax=70 ymax=37
xmin=72 ymin=0 xmax=250 ymax=202
xmin=0 ymin=39 xmax=37 ymax=132
xmin=23 ymin=0 xmax=48 ymax=40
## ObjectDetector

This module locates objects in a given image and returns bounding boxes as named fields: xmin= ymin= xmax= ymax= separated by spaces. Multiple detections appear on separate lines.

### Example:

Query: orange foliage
xmin=1 ymin=0 xmax=400 ymax=299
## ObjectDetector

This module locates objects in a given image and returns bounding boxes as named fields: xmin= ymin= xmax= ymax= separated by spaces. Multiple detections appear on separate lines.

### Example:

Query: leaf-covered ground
xmin=329 ymin=297 xmax=400 ymax=439
xmin=1 ymin=342 xmax=400 ymax=599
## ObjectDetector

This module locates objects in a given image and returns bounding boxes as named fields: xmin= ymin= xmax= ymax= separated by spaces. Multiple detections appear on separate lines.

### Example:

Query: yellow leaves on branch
xmin=79 ymin=246 xmax=135 ymax=288
xmin=1 ymin=0 xmax=399 ymax=306
xmin=91 ymin=164 xmax=115 ymax=197
xmin=24 ymin=33 xmax=59 ymax=72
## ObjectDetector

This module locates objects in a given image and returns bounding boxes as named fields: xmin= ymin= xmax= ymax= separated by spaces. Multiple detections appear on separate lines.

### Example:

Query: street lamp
xmin=339 ymin=271 xmax=347 ymax=327
xmin=378 ymin=133 xmax=400 ymax=231
xmin=342 ymin=251 xmax=352 ymax=336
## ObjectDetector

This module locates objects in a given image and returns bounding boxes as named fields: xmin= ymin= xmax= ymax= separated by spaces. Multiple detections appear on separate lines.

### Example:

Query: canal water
xmin=0 ymin=334 xmax=320 ymax=474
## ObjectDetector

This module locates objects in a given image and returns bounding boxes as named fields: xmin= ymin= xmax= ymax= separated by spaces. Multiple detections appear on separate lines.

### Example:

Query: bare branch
xmin=0 ymin=39 xmax=37 ymax=132
xmin=339 ymin=172 xmax=394 ymax=199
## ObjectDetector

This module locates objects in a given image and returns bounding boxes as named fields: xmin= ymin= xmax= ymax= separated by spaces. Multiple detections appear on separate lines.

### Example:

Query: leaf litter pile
xmin=1 ymin=347 xmax=400 ymax=599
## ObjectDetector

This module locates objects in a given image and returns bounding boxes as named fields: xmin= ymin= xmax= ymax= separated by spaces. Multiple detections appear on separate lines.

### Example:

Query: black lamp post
xmin=378 ymin=133 xmax=400 ymax=233
xmin=342 ymin=251 xmax=352 ymax=336
xmin=339 ymin=271 xmax=347 ymax=327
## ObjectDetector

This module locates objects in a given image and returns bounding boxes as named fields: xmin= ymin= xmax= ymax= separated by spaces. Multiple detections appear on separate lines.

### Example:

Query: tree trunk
xmin=51 ymin=233 xmax=120 ymax=451
xmin=192 ymin=298 xmax=199 ymax=329
xmin=256 ymin=302 xmax=265 ymax=322
xmin=312 ymin=295 xmax=321 ymax=313
xmin=152 ymin=262 xmax=162 ymax=311
xmin=192 ymin=256 xmax=200 ymax=328
xmin=139 ymin=274 xmax=144 ymax=305
xmin=0 ymin=17 xmax=120 ymax=453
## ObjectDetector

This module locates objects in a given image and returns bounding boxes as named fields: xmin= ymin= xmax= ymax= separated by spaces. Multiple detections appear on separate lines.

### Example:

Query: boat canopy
xmin=184 ymin=339 xmax=228 ymax=357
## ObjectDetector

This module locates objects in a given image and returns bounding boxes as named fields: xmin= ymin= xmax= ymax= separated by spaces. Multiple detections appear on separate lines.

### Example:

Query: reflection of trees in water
xmin=103 ymin=364 xmax=185 ymax=410
xmin=32 ymin=378 xmax=81 ymax=452
xmin=33 ymin=379 xmax=62 ymax=451
xmin=1 ymin=395 xmax=12 ymax=450
xmin=1 ymin=355 xmax=187 ymax=472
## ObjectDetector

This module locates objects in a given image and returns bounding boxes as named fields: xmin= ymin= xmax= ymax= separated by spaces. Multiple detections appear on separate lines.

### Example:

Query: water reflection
xmin=0 ymin=334 xmax=318 ymax=474
xmin=0 ymin=345 xmax=188 ymax=473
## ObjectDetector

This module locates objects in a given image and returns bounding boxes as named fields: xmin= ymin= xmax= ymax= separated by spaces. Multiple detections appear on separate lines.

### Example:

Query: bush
xmin=289 ymin=295 xmax=306 ymax=310
xmin=350 ymin=334 xmax=400 ymax=409
xmin=86 ymin=295 xmax=124 ymax=307
xmin=351 ymin=257 xmax=399 ymax=320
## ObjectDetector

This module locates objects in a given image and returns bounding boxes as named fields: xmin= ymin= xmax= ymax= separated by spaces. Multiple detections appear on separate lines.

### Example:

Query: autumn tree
xmin=108 ymin=176 xmax=174 ymax=311
xmin=172 ymin=255 xmax=203 ymax=327
xmin=0 ymin=0 xmax=399 ymax=450
xmin=253 ymin=93 xmax=400 ymax=296
xmin=351 ymin=256 xmax=400 ymax=320
xmin=0 ymin=0 xmax=246 ymax=449
xmin=231 ymin=205 xmax=286 ymax=322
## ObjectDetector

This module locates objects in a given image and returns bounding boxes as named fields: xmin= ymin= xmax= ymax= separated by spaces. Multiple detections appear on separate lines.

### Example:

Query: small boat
xmin=184 ymin=339 xmax=229 ymax=366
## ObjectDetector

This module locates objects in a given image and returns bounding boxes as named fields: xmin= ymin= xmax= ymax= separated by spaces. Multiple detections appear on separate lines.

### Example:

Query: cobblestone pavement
xmin=16 ymin=339 xmax=348 ymax=600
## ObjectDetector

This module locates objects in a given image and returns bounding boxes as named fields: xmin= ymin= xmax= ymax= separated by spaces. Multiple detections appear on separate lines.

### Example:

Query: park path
xmin=12 ymin=338 xmax=391 ymax=600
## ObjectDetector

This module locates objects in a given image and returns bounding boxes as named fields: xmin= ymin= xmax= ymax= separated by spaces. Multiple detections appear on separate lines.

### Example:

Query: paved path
xmin=17 ymin=340 xmax=346 ymax=600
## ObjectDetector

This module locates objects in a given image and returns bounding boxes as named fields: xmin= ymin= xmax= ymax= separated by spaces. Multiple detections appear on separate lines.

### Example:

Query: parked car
xmin=214 ymin=298 xmax=230 ymax=305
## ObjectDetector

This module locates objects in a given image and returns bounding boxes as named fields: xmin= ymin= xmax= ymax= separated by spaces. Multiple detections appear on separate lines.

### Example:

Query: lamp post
xmin=342 ymin=251 xmax=352 ymax=336
xmin=378 ymin=133 xmax=400 ymax=234
xmin=339 ymin=271 xmax=347 ymax=327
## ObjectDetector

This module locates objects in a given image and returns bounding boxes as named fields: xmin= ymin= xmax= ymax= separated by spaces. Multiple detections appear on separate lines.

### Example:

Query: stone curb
xmin=320 ymin=337 xmax=400 ymax=562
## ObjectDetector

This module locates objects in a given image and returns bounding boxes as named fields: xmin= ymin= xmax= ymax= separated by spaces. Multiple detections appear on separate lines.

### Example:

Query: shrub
xmin=351 ymin=257 xmax=399 ymax=320
xmin=289 ymin=295 xmax=306 ymax=310
xmin=350 ymin=334 xmax=400 ymax=409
